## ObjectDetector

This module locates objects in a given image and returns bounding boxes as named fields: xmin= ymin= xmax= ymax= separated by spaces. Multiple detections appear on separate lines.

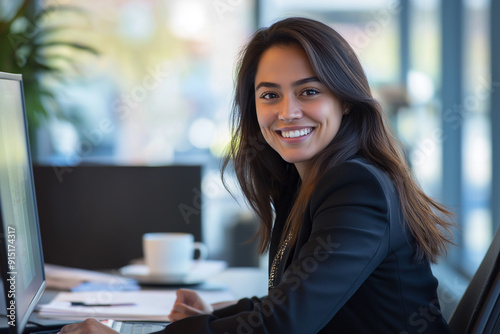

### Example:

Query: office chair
xmin=448 ymin=226 xmax=500 ymax=333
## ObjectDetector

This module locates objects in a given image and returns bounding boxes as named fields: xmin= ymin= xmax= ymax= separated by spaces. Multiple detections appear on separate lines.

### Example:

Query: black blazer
xmin=163 ymin=158 xmax=451 ymax=333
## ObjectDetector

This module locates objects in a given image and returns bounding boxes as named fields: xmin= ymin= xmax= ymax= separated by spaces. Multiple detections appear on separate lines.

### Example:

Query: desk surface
xmin=22 ymin=267 xmax=268 ymax=328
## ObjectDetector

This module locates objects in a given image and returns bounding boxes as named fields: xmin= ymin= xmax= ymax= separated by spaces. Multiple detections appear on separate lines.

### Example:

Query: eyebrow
xmin=255 ymin=76 xmax=321 ymax=91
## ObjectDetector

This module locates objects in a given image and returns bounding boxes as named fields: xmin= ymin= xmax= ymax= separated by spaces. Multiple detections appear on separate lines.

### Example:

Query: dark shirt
xmin=163 ymin=158 xmax=451 ymax=333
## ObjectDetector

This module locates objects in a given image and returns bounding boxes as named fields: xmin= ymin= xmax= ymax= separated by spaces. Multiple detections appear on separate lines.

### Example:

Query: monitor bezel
xmin=0 ymin=71 xmax=47 ymax=334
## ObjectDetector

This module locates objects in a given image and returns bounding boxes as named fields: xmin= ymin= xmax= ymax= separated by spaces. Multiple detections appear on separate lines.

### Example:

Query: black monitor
xmin=33 ymin=164 xmax=202 ymax=270
xmin=0 ymin=72 xmax=46 ymax=334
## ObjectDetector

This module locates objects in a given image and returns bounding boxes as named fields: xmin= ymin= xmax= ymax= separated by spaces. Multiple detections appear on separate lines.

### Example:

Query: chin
xmin=279 ymin=155 xmax=310 ymax=165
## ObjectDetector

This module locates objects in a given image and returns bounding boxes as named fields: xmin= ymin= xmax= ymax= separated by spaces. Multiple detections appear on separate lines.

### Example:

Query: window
xmin=30 ymin=0 xmax=257 ymax=261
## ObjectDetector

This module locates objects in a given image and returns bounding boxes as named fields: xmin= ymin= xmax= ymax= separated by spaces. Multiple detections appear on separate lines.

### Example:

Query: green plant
xmin=0 ymin=0 xmax=97 ymax=154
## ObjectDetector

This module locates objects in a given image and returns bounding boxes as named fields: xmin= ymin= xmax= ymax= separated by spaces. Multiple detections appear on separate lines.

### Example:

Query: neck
xmin=294 ymin=162 xmax=306 ymax=180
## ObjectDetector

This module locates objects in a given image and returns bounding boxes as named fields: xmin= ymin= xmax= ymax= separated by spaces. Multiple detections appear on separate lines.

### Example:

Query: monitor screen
xmin=0 ymin=72 xmax=46 ymax=334
xmin=33 ymin=164 xmax=202 ymax=270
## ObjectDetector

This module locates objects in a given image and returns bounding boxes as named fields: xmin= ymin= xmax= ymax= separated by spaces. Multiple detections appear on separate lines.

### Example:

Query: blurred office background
xmin=1 ymin=0 xmax=499 ymax=315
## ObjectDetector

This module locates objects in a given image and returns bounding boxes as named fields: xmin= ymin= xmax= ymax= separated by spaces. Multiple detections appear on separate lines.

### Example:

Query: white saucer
xmin=119 ymin=260 xmax=227 ymax=285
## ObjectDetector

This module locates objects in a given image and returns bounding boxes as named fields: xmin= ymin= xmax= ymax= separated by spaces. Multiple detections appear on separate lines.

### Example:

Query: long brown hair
xmin=222 ymin=17 xmax=454 ymax=263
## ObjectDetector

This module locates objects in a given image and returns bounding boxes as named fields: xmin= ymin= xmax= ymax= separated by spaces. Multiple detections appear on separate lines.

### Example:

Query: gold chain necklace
xmin=268 ymin=231 xmax=293 ymax=290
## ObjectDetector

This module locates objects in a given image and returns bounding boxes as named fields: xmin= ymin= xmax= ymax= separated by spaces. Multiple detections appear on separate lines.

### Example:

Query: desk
xmin=23 ymin=267 xmax=268 ymax=328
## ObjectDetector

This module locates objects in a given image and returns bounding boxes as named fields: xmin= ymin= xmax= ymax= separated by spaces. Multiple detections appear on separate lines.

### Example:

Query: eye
xmin=260 ymin=92 xmax=279 ymax=100
xmin=301 ymin=89 xmax=319 ymax=96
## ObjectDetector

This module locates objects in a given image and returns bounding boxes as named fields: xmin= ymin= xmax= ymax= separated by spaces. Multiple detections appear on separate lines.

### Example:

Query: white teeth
xmin=281 ymin=128 xmax=312 ymax=138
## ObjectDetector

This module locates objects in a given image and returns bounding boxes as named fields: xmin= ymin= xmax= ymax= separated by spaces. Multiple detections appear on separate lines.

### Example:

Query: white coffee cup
xmin=143 ymin=233 xmax=207 ymax=276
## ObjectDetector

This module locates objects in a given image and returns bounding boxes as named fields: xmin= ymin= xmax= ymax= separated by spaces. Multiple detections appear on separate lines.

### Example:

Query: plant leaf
xmin=36 ymin=41 xmax=99 ymax=55
xmin=0 ymin=0 xmax=29 ymax=36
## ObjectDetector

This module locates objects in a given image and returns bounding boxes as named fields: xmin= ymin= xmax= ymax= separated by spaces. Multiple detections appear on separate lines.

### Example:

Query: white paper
xmin=38 ymin=290 xmax=235 ymax=321
xmin=45 ymin=264 xmax=137 ymax=290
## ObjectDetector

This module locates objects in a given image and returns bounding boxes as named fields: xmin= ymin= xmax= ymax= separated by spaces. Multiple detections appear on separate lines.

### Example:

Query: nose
xmin=278 ymin=95 xmax=302 ymax=122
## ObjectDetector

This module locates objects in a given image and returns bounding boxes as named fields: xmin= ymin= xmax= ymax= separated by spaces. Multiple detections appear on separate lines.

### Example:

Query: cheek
xmin=256 ymin=109 xmax=273 ymax=130
xmin=255 ymin=113 xmax=268 ymax=139
xmin=323 ymin=102 xmax=343 ymax=125
xmin=328 ymin=115 xmax=343 ymax=137
xmin=255 ymin=112 xmax=276 ymax=146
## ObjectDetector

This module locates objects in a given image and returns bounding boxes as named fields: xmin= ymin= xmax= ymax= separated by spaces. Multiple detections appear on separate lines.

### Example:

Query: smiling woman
xmin=59 ymin=17 xmax=455 ymax=334
xmin=254 ymin=44 xmax=344 ymax=177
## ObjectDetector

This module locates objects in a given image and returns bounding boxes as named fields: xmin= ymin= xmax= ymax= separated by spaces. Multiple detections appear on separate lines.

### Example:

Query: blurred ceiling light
xmin=465 ymin=119 xmax=491 ymax=187
xmin=188 ymin=118 xmax=216 ymax=149
xmin=408 ymin=70 xmax=434 ymax=104
xmin=169 ymin=0 xmax=208 ymax=39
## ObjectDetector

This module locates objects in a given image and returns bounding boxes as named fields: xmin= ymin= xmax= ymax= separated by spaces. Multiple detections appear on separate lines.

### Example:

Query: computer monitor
xmin=32 ymin=164 xmax=202 ymax=270
xmin=0 ymin=72 xmax=46 ymax=334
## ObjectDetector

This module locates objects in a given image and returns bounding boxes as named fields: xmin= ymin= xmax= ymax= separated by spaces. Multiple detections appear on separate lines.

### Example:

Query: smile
xmin=280 ymin=128 xmax=313 ymax=138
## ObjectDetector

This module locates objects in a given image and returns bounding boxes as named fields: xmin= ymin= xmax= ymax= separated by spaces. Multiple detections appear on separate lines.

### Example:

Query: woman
xmin=61 ymin=17 xmax=454 ymax=333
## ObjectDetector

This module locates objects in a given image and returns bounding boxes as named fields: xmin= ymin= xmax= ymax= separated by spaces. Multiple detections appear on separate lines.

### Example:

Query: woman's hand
xmin=59 ymin=319 xmax=117 ymax=334
xmin=168 ymin=289 xmax=214 ymax=322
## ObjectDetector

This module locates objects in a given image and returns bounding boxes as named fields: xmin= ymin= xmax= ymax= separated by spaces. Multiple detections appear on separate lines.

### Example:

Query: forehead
xmin=255 ymin=44 xmax=316 ymax=84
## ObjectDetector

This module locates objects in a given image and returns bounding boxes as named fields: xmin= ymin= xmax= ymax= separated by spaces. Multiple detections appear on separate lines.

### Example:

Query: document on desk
xmin=38 ymin=290 xmax=235 ymax=321
xmin=45 ymin=264 xmax=138 ymax=291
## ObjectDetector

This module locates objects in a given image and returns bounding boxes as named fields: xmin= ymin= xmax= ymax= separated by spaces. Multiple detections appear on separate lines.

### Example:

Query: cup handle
xmin=193 ymin=242 xmax=208 ymax=261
